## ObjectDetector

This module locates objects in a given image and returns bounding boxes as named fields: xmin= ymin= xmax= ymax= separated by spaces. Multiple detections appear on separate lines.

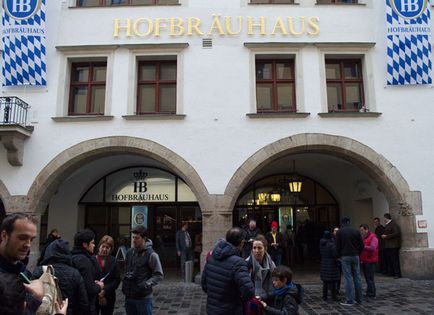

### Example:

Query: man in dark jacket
xmin=373 ymin=217 xmax=386 ymax=273
xmin=201 ymin=227 xmax=255 ymax=315
xmin=122 ymin=225 xmax=163 ymax=315
xmin=0 ymin=213 xmax=43 ymax=315
xmin=176 ymin=221 xmax=193 ymax=280
xmin=72 ymin=229 xmax=104 ymax=315
xmin=34 ymin=239 xmax=89 ymax=315
xmin=243 ymin=219 xmax=261 ymax=258
xmin=37 ymin=228 xmax=61 ymax=265
xmin=381 ymin=213 xmax=401 ymax=278
xmin=265 ymin=221 xmax=284 ymax=266
xmin=336 ymin=217 xmax=364 ymax=306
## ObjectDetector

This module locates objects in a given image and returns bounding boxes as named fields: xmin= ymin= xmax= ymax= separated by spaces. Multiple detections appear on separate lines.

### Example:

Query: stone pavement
xmin=113 ymin=278 xmax=434 ymax=314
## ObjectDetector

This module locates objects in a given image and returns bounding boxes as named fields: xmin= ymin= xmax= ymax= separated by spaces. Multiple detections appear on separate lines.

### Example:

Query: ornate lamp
xmin=288 ymin=160 xmax=302 ymax=193
xmin=270 ymin=191 xmax=281 ymax=202
xmin=258 ymin=192 xmax=269 ymax=203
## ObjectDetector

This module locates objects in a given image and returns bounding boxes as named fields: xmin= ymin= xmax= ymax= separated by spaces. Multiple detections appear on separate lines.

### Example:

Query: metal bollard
xmin=184 ymin=260 xmax=194 ymax=283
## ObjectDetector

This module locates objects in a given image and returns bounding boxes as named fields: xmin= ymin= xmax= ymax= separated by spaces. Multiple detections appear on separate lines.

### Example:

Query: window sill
xmin=248 ymin=2 xmax=299 ymax=5
xmin=71 ymin=3 xmax=181 ymax=8
xmin=247 ymin=112 xmax=310 ymax=118
xmin=315 ymin=3 xmax=366 ymax=6
xmin=122 ymin=114 xmax=186 ymax=120
xmin=318 ymin=112 xmax=381 ymax=118
xmin=51 ymin=115 xmax=114 ymax=122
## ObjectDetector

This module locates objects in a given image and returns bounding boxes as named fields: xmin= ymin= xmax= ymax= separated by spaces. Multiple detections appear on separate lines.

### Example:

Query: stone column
xmin=200 ymin=195 xmax=233 ymax=272
xmin=393 ymin=194 xmax=434 ymax=279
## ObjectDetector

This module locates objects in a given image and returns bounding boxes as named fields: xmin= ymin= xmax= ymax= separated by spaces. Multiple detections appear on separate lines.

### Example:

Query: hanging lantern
xmin=288 ymin=180 xmax=302 ymax=193
xmin=258 ymin=192 xmax=269 ymax=203
xmin=270 ymin=192 xmax=281 ymax=202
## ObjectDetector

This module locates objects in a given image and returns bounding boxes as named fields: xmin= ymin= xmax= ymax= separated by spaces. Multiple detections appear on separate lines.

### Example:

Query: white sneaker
xmin=340 ymin=301 xmax=355 ymax=306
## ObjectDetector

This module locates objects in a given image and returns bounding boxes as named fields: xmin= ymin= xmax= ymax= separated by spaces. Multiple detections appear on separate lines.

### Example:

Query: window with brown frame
xmin=250 ymin=0 xmax=295 ymax=4
xmin=317 ymin=0 xmax=358 ymax=4
xmin=76 ymin=0 xmax=178 ymax=6
xmin=325 ymin=59 xmax=364 ymax=112
xmin=69 ymin=62 xmax=107 ymax=115
xmin=137 ymin=60 xmax=177 ymax=114
xmin=256 ymin=59 xmax=296 ymax=113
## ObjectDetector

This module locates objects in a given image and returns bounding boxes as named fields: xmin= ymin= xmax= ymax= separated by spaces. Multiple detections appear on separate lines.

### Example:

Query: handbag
xmin=36 ymin=265 xmax=63 ymax=315
xmin=243 ymin=296 xmax=264 ymax=315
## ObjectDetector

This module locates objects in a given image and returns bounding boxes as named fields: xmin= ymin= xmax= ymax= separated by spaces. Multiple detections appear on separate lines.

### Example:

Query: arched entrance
xmin=224 ymin=133 xmax=434 ymax=279
xmin=234 ymin=173 xmax=339 ymax=266
xmin=23 ymin=137 xmax=209 ymax=274
xmin=79 ymin=166 xmax=201 ymax=269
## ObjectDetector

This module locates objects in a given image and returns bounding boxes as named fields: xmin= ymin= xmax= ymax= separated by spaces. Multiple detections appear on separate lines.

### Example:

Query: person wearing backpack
xmin=33 ymin=239 xmax=89 ymax=315
xmin=72 ymin=229 xmax=104 ymax=315
xmin=122 ymin=226 xmax=163 ymax=315
xmin=258 ymin=266 xmax=303 ymax=315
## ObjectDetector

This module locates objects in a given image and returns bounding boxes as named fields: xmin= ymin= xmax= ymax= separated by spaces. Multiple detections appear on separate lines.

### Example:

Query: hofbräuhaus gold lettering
xmin=113 ymin=15 xmax=320 ymax=38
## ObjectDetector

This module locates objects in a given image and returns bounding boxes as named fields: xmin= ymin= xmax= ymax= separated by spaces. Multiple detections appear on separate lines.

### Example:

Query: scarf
xmin=273 ymin=282 xmax=295 ymax=296
xmin=250 ymin=253 xmax=274 ymax=296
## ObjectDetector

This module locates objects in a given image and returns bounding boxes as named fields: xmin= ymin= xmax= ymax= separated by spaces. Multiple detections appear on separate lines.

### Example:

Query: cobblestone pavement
xmin=113 ymin=278 xmax=434 ymax=315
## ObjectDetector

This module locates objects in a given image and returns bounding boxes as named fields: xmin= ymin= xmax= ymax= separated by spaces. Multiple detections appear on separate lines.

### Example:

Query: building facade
xmin=1 ymin=0 xmax=433 ymax=278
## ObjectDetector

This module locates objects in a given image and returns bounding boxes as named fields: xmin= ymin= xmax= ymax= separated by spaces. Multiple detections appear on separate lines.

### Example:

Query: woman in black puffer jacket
xmin=319 ymin=231 xmax=340 ymax=301
xmin=33 ymin=239 xmax=89 ymax=315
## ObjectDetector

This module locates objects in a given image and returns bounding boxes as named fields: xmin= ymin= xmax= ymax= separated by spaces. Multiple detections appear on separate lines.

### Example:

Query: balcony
xmin=0 ymin=97 xmax=33 ymax=166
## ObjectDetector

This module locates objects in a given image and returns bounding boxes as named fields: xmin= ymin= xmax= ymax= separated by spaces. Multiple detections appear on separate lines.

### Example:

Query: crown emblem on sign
xmin=133 ymin=170 xmax=148 ymax=181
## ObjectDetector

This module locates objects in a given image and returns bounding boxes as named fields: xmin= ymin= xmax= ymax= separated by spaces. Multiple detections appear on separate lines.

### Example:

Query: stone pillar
xmin=200 ymin=195 xmax=233 ymax=272
xmin=393 ymin=195 xmax=434 ymax=279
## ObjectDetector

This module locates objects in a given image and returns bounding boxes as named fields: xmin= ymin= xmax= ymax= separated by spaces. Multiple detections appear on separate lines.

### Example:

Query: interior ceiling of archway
xmin=61 ymin=154 xmax=172 ymax=192
xmin=248 ymin=153 xmax=379 ymax=198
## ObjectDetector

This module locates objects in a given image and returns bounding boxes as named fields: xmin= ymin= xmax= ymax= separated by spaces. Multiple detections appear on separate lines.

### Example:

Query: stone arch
xmin=226 ymin=133 xmax=413 ymax=213
xmin=224 ymin=133 xmax=432 ymax=278
xmin=0 ymin=180 xmax=11 ymax=213
xmin=26 ymin=136 xmax=210 ymax=215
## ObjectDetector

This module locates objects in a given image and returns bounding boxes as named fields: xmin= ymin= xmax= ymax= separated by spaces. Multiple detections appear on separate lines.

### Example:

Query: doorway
xmin=84 ymin=203 xmax=202 ymax=271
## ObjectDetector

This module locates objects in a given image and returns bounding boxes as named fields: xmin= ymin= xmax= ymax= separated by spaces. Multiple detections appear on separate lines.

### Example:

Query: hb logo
xmin=390 ymin=0 xmax=428 ymax=20
xmin=3 ymin=0 xmax=42 ymax=20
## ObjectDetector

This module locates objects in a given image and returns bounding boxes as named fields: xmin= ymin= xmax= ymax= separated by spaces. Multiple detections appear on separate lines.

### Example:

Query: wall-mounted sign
xmin=132 ymin=205 xmax=148 ymax=229
xmin=386 ymin=0 xmax=432 ymax=85
xmin=114 ymin=14 xmax=320 ymax=39
xmin=418 ymin=219 xmax=427 ymax=228
xmin=1 ymin=0 xmax=47 ymax=86
xmin=107 ymin=168 xmax=176 ymax=203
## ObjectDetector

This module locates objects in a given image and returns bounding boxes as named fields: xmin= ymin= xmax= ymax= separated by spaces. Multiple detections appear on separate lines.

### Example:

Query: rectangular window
xmin=325 ymin=59 xmax=364 ymax=112
xmin=317 ymin=0 xmax=358 ymax=4
xmin=250 ymin=0 xmax=294 ymax=3
xmin=69 ymin=62 xmax=107 ymax=115
xmin=77 ymin=0 xmax=178 ymax=6
xmin=137 ymin=61 xmax=177 ymax=114
xmin=256 ymin=59 xmax=296 ymax=113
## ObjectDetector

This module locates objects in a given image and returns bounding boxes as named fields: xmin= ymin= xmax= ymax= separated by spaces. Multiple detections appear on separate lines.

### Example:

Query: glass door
xmin=152 ymin=205 xmax=177 ymax=267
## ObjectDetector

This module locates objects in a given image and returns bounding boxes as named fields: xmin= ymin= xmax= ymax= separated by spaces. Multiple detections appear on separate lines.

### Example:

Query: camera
xmin=124 ymin=272 xmax=136 ymax=280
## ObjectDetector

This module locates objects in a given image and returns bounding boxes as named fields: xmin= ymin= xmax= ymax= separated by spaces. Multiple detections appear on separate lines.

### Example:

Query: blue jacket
xmin=201 ymin=240 xmax=254 ymax=315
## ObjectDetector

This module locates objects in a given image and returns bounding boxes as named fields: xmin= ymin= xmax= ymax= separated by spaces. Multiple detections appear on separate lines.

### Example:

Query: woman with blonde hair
xmin=93 ymin=235 xmax=121 ymax=315
xmin=246 ymin=234 xmax=276 ymax=297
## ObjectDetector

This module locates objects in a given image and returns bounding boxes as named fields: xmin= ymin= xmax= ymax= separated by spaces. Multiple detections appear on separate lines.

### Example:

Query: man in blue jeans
xmin=336 ymin=217 xmax=364 ymax=306
xmin=122 ymin=225 xmax=163 ymax=315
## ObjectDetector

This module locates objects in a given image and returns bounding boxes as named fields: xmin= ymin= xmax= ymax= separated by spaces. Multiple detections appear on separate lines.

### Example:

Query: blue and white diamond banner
xmin=1 ymin=0 xmax=46 ymax=86
xmin=386 ymin=0 xmax=432 ymax=85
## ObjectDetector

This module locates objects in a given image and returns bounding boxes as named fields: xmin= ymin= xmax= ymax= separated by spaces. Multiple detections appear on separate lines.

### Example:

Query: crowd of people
xmin=0 ymin=210 xmax=401 ymax=315
xmin=0 ymin=213 xmax=163 ymax=315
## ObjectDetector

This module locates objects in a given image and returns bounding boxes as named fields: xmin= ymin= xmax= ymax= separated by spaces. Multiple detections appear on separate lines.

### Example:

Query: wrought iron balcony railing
xmin=0 ymin=96 xmax=30 ymax=126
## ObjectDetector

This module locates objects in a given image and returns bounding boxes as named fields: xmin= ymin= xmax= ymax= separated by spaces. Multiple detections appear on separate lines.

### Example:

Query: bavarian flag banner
xmin=1 ymin=0 xmax=46 ymax=86
xmin=387 ymin=0 xmax=432 ymax=85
